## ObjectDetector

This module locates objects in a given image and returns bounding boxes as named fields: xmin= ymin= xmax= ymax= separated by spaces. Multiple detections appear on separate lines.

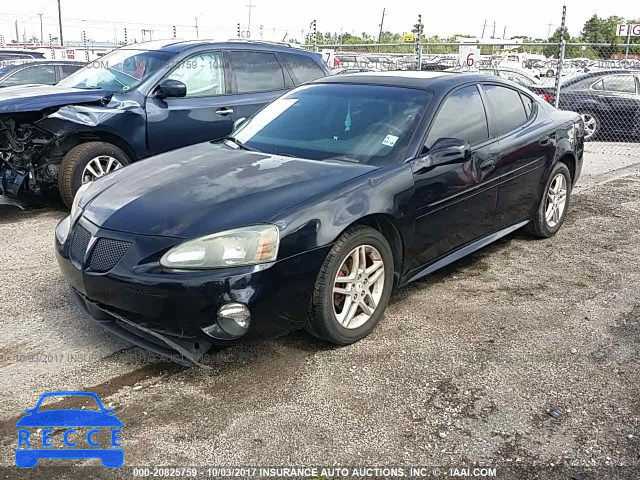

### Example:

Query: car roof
xmin=314 ymin=71 xmax=505 ymax=92
xmin=562 ymin=69 xmax=636 ymax=86
xmin=119 ymin=39 xmax=320 ymax=57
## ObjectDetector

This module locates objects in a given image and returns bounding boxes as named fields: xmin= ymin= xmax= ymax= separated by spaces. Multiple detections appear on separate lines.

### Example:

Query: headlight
xmin=160 ymin=225 xmax=280 ymax=269
xmin=70 ymin=182 xmax=91 ymax=220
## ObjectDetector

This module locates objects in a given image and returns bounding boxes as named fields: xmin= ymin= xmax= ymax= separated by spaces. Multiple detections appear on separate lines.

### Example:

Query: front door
xmin=409 ymin=84 xmax=500 ymax=272
xmin=145 ymin=51 xmax=235 ymax=156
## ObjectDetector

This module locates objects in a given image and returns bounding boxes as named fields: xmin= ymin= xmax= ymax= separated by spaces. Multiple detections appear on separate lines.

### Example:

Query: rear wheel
xmin=58 ymin=141 xmax=130 ymax=207
xmin=525 ymin=162 xmax=572 ymax=238
xmin=307 ymin=225 xmax=394 ymax=344
xmin=580 ymin=112 xmax=599 ymax=141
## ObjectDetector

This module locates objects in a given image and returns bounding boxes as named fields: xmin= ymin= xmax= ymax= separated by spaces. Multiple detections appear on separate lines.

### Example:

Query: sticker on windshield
xmin=381 ymin=134 xmax=399 ymax=147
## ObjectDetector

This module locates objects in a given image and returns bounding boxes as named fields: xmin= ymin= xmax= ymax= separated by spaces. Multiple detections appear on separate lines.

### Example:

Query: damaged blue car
xmin=0 ymin=39 xmax=329 ymax=207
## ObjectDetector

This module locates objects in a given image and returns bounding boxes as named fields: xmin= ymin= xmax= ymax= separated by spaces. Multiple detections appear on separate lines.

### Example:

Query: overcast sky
xmin=0 ymin=0 xmax=637 ymax=44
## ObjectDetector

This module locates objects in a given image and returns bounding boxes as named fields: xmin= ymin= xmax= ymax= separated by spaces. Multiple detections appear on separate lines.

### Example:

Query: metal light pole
xmin=57 ymin=0 xmax=64 ymax=45
xmin=38 ymin=13 xmax=43 ymax=44
xmin=553 ymin=5 xmax=567 ymax=109
xmin=247 ymin=0 xmax=255 ymax=38
xmin=194 ymin=16 xmax=199 ymax=38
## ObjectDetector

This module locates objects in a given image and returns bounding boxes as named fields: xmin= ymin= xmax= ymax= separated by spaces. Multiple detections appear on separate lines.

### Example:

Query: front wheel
xmin=58 ymin=141 xmax=131 ymax=207
xmin=525 ymin=162 xmax=572 ymax=238
xmin=307 ymin=225 xmax=394 ymax=344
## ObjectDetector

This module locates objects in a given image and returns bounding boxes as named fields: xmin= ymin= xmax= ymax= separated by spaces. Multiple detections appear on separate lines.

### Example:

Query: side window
xmin=228 ymin=51 xmax=285 ymax=93
xmin=425 ymin=85 xmax=489 ymax=149
xmin=591 ymin=79 xmax=604 ymax=91
xmin=60 ymin=64 xmax=81 ymax=79
xmin=3 ymin=65 xmax=56 ymax=86
xmin=166 ymin=52 xmax=225 ymax=98
xmin=601 ymin=75 xmax=636 ymax=94
xmin=280 ymin=53 xmax=325 ymax=85
xmin=520 ymin=93 xmax=534 ymax=118
xmin=483 ymin=84 xmax=528 ymax=137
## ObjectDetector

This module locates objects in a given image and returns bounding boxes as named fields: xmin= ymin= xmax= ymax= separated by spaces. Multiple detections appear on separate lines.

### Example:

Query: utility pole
xmin=194 ymin=16 xmax=199 ymax=38
xmin=57 ymin=0 xmax=64 ymax=45
xmin=377 ymin=8 xmax=386 ymax=44
xmin=546 ymin=21 xmax=553 ymax=39
xmin=492 ymin=20 xmax=496 ymax=39
xmin=247 ymin=0 xmax=255 ymax=37
xmin=503 ymin=25 xmax=506 ymax=39
xmin=38 ymin=13 xmax=43 ymax=44
xmin=14 ymin=20 xmax=19 ymax=45
xmin=481 ymin=19 xmax=487 ymax=38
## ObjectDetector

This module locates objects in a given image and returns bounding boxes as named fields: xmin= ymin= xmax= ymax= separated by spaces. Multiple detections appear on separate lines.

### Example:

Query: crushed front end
xmin=0 ymin=113 xmax=59 ymax=207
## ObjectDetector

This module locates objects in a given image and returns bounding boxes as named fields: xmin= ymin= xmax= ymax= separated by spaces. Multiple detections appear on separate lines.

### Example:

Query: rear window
xmin=483 ymin=84 xmax=528 ymax=137
xmin=228 ymin=51 xmax=285 ymax=93
xmin=280 ymin=53 xmax=325 ymax=85
xmin=60 ymin=64 xmax=82 ymax=79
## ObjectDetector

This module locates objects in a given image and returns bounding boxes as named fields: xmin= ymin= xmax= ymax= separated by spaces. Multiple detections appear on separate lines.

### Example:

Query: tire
xmin=580 ymin=111 xmax=600 ymax=141
xmin=525 ymin=162 xmax=572 ymax=238
xmin=306 ymin=225 xmax=394 ymax=345
xmin=58 ymin=141 xmax=130 ymax=207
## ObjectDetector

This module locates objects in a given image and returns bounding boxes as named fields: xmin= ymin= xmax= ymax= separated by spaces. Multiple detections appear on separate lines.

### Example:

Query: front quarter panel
xmin=274 ymin=163 xmax=416 ymax=273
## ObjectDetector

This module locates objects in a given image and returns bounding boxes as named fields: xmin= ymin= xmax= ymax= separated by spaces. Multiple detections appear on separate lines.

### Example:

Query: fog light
xmin=217 ymin=303 xmax=251 ymax=337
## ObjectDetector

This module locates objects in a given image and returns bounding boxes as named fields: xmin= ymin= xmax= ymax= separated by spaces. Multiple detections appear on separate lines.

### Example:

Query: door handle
xmin=479 ymin=159 xmax=496 ymax=172
xmin=215 ymin=108 xmax=234 ymax=116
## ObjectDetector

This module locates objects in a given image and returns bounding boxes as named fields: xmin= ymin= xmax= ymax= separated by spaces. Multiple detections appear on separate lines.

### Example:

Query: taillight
xmin=539 ymin=93 xmax=554 ymax=103
xmin=333 ymin=57 xmax=343 ymax=68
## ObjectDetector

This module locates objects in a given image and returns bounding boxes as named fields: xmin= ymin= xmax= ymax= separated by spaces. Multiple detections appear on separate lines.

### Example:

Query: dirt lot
xmin=1 ymin=150 xmax=639 ymax=479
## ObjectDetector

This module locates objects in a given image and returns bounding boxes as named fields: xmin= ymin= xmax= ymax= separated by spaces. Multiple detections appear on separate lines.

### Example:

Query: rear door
xmin=589 ymin=74 xmax=640 ymax=137
xmin=410 ymin=84 xmax=501 ymax=270
xmin=481 ymin=83 xmax=552 ymax=228
xmin=224 ymin=50 xmax=292 ymax=123
xmin=145 ymin=51 xmax=233 ymax=155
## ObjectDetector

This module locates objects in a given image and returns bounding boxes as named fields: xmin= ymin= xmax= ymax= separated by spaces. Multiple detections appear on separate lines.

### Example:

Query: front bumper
xmin=55 ymin=216 xmax=329 ymax=364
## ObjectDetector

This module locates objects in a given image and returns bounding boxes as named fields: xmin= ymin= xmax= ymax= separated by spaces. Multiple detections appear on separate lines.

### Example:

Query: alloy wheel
xmin=581 ymin=113 xmax=597 ymax=140
xmin=332 ymin=244 xmax=386 ymax=329
xmin=545 ymin=173 xmax=568 ymax=228
xmin=82 ymin=156 xmax=123 ymax=184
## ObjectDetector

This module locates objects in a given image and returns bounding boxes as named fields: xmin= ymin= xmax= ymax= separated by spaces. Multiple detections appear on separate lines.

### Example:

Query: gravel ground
xmin=1 ymin=150 xmax=639 ymax=480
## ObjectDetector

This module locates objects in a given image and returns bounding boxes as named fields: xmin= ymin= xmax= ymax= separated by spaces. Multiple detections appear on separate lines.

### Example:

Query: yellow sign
xmin=403 ymin=33 xmax=415 ymax=43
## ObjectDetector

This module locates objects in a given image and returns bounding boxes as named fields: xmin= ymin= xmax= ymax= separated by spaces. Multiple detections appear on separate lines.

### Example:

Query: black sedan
xmin=530 ymin=70 xmax=640 ymax=141
xmin=55 ymin=72 xmax=585 ymax=365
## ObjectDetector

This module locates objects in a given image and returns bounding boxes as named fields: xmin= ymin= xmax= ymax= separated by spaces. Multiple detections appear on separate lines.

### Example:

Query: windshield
xmin=234 ymin=83 xmax=430 ymax=165
xmin=57 ymin=48 xmax=172 ymax=92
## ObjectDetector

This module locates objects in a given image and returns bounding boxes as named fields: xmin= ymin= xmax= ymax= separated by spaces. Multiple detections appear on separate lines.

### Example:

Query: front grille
xmin=88 ymin=238 xmax=131 ymax=273
xmin=70 ymin=224 xmax=91 ymax=264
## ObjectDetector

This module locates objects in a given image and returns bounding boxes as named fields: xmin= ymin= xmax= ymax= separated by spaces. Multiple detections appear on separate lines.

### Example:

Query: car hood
xmin=82 ymin=142 xmax=377 ymax=238
xmin=0 ymin=84 xmax=110 ymax=114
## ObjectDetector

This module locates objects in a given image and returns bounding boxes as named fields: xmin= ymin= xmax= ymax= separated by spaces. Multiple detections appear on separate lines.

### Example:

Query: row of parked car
xmin=1 ymin=41 xmax=638 ymax=211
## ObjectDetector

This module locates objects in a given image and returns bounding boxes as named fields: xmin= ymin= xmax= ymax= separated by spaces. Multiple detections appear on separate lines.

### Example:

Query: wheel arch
xmin=56 ymin=130 xmax=138 ymax=164
xmin=338 ymin=213 xmax=405 ymax=286
xmin=556 ymin=151 xmax=577 ymax=184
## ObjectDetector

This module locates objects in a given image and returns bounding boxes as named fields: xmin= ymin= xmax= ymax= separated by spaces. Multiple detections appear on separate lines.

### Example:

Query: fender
xmin=275 ymin=162 xmax=416 ymax=265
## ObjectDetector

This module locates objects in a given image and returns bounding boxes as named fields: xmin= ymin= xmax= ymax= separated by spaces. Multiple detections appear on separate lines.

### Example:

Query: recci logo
xmin=15 ymin=391 xmax=123 ymax=468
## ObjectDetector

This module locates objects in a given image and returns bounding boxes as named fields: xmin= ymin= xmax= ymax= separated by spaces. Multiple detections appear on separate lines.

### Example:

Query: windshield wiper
xmin=217 ymin=136 xmax=257 ymax=151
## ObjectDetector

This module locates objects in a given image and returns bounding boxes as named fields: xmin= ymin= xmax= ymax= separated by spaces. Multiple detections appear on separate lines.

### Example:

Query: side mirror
xmin=413 ymin=138 xmax=471 ymax=173
xmin=233 ymin=117 xmax=247 ymax=131
xmin=155 ymin=79 xmax=187 ymax=99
